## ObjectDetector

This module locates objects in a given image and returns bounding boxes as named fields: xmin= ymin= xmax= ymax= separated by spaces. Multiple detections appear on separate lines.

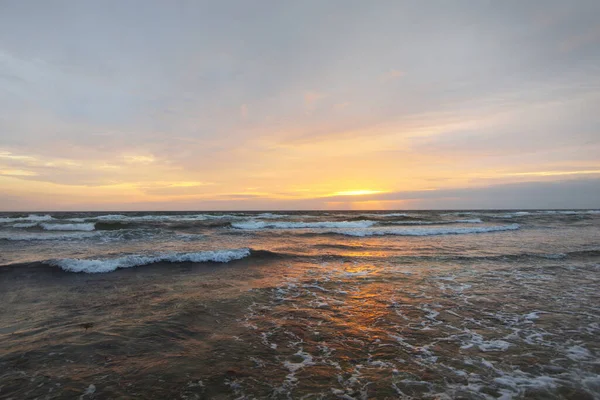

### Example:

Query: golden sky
xmin=1 ymin=1 xmax=599 ymax=210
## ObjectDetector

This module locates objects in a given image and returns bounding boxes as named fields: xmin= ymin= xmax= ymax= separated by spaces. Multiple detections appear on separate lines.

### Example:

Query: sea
xmin=0 ymin=210 xmax=599 ymax=399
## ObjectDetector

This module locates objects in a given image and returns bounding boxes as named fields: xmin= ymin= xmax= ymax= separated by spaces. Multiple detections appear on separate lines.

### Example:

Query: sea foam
xmin=324 ymin=224 xmax=520 ymax=237
xmin=0 ymin=214 xmax=54 ymax=223
xmin=41 ymin=222 xmax=96 ymax=231
xmin=231 ymin=220 xmax=377 ymax=229
xmin=47 ymin=248 xmax=252 ymax=273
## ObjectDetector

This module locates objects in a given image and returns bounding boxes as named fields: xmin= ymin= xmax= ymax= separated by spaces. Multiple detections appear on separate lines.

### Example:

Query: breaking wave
xmin=0 ymin=214 xmax=54 ymax=223
xmin=46 ymin=248 xmax=253 ymax=273
xmin=320 ymin=224 xmax=521 ymax=237
xmin=231 ymin=220 xmax=377 ymax=229
xmin=40 ymin=223 xmax=96 ymax=231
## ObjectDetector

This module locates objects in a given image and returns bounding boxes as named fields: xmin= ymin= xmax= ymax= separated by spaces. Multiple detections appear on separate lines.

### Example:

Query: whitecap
xmin=12 ymin=222 xmax=38 ymax=228
xmin=0 ymin=214 xmax=54 ymax=223
xmin=93 ymin=213 xmax=249 ymax=222
xmin=47 ymin=248 xmax=252 ymax=273
xmin=255 ymin=213 xmax=288 ymax=219
xmin=231 ymin=220 xmax=377 ymax=229
xmin=41 ymin=222 xmax=96 ymax=231
xmin=324 ymin=224 xmax=520 ymax=237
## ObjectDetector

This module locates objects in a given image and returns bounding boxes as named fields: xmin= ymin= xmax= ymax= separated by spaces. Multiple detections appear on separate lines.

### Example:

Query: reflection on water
xmin=1 ymin=255 xmax=599 ymax=399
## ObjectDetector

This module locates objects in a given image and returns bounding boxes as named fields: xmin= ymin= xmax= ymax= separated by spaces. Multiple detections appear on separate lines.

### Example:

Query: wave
xmin=12 ymin=222 xmax=39 ymax=228
xmin=94 ymin=214 xmax=211 ymax=222
xmin=487 ymin=210 xmax=600 ymax=218
xmin=360 ymin=213 xmax=410 ymax=218
xmin=94 ymin=222 xmax=132 ymax=230
xmin=0 ymin=232 xmax=99 ymax=241
xmin=40 ymin=222 xmax=96 ymax=231
xmin=254 ymin=213 xmax=288 ymax=219
xmin=455 ymin=218 xmax=483 ymax=223
xmin=231 ymin=220 xmax=377 ymax=229
xmin=378 ymin=218 xmax=483 ymax=225
xmin=46 ymin=248 xmax=252 ymax=273
xmin=92 ymin=213 xmax=266 ymax=222
xmin=539 ymin=210 xmax=600 ymax=215
xmin=319 ymin=224 xmax=521 ymax=237
xmin=0 ymin=214 xmax=54 ymax=223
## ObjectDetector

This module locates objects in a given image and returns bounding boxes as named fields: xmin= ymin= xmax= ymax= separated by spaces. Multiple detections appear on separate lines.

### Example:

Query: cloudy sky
xmin=1 ymin=0 xmax=599 ymax=210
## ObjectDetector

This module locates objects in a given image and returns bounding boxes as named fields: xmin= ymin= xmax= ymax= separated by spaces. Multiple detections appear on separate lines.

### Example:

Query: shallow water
xmin=0 ymin=210 xmax=599 ymax=399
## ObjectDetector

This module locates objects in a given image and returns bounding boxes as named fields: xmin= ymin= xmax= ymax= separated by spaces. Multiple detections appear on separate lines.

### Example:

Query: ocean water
xmin=0 ymin=210 xmax=599 ymax=399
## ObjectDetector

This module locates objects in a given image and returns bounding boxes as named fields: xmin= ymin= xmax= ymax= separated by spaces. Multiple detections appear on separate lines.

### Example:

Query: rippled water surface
xmin=0 ymin=210 xmax=599 ymax=399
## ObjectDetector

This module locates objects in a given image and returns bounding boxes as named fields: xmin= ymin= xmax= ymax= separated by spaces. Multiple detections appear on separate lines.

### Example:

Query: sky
xmin=0 ymin=0 xmax=599 ymax=211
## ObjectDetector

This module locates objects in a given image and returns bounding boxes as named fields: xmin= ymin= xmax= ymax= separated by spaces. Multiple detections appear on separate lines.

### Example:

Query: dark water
xmin=0 ymin=210 xmax=599 ymax=399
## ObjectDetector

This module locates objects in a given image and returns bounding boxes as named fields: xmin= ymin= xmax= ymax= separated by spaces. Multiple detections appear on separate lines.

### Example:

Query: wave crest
xmin=231 ymin=220 xmax=377 ymax=229
xmin=41 ymin=223 xmax=96 ymax=231
xmin=322 ymin=224 xmax=520 ymax=237
xmin=0 ymin=214 xmax=54 ymax=223
xmin=47 ymin=248 xmax=252 ymax=273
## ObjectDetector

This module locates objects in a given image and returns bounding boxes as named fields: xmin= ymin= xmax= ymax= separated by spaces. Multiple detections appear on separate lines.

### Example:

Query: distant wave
xmin=91 ymin=213 xmax=292 ymax=222
xmin=232 ymin=218 xmax=482 ymax=230
xmin=360 ymin=213 xmax=410 ymax=218
xmin=0 ymin=214 xmax=54 ymax=223
xmin=379 ymin=218 xmax=483 ymax=225
xmin=538 ymin=210 xmax=600 ymax=215
xmin=40 ymin=222 xmax=96 ymax=231
xmin=46 ymin=248 xmax=253 ymax=273
xmin=0 ymin=232 xmax=99 ymax=241
xmin=95 ymin=214 xmax=213 ymax=222
xmin=318 ymin=224 xmax=521 ymax=237
xmin=231 ymin=220 xmax=378 ymax=229
xmin=12 ymin=222 xmax=39 ymax=228
xmin=254 ymin=213 xmax=288 ymax=219
xmin=484 ymin=210 xmax=599 ymax=218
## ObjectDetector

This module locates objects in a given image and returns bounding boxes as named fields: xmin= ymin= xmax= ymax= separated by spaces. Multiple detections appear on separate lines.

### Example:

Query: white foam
xmin=95 ymin=214 xmax=210 ymax=222
xmin=255 ymin=213 xmax=287 ymax=219
xmin=81 ymin=384 xmax=96 ymax=398
xmin=283 ymin=350 xmax=315 ymax=373
xmin=566 ymin=345 xmax=592 ymax=361
xmin=405 ymin=218 xmax=483 ymax=225
xmin=493 ymin=210 xmax=600 ymax=218
xmin=455 ymin=218 xmax=483 ymax=223
xmin=12 ymin=222 xmax=38 ymax=228
xmin=460 ymin=330 xmax=512 ymax=352
xmin=47 ymin=248 xmax=252 ymax=273
xmin=92 ymin=213 xmax=262 ymax=222
xmin=0 ymin=214 xmax=54 ymax=223
xmin=362 ymin=212 xmax=409 ymax=217
xmin=541 ymin=210 xmax=600 ymax=215
xmin=326 ymin=224 xmax=520 ymax=237
xmin=382 ymin=218 xmax=483 ymax=225
xmin=231 ymin=220 xmax=377 ymax=229
xmin=41 ymin=223 xmax=96 ymax=231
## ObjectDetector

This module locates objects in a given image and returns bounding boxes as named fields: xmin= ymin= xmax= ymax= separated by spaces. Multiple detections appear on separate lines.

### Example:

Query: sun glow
xmin=331 ymin=190 xmax=383 ymax=196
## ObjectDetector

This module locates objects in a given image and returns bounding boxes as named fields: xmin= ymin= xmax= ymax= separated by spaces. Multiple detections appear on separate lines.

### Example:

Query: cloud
xmin=382 ymin=69 xmax=404 ymax=81
xmin=319 ymin=178 xmax=600 ymax=209
xmin=304 ymin=91 xmax=327 ymax=110
xmin=1 ymin=1 xmax=599 ymax=210
xmin=0 ymin=169 xmax=37 ymax=176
